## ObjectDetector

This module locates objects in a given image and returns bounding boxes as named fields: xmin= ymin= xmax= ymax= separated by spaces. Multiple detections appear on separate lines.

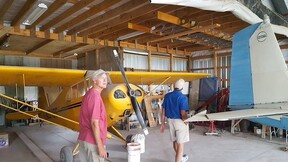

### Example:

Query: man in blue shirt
xmin=160 ymin=79 xmax=189 ymax=162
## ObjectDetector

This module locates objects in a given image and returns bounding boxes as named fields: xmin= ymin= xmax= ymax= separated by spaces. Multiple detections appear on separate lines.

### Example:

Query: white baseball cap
xmin=175 ymin=78 xmax=185 ymax=89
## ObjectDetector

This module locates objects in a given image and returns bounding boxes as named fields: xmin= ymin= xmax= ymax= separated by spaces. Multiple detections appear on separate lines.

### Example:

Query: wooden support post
xmin=213 ymin=50 xmax=218 ymax=77
xmin=148 ymin=50 xmax=151 ymax=72
xmin=170 ymin=53 xmax=173 ymax=72
xmin=231 ymin=119 xmax=242 ymax=134
xmin=143 ymin=95 xmax=164 ymax=127
xmin=95 ymin=49 xmax=99 ymax=69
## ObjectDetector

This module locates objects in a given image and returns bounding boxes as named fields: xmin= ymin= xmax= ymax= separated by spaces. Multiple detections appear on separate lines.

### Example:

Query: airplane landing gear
xmin=60 ymin=146 xmax=73 ymax=162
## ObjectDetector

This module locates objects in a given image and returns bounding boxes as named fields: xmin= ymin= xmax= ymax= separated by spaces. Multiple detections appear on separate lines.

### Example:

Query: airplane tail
xmin=229 ymin=16 xmax=288 ymax=109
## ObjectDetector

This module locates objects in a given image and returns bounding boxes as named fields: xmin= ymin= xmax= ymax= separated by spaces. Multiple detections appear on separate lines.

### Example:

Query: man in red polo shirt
xmin=78 ymin=69 xmax=108 ymax=162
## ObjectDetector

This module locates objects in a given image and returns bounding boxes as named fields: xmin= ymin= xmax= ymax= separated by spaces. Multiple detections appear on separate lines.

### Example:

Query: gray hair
xmin=85 ymin=69 xmax=106 ymax=80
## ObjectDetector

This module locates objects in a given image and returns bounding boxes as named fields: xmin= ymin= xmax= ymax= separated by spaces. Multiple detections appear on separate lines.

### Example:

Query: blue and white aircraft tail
xmin=186 ymin=16 xmax=288 ymax=125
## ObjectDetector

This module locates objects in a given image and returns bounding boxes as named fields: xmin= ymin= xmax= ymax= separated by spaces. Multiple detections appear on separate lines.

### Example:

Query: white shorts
xmin=168 ymin=118 xmax=190 ymax=144
xmin=78 ymin=140 xmax=105 ymax=162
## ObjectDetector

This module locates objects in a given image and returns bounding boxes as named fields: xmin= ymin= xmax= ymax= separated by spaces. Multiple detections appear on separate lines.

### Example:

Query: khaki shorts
xmin=168 ymin=118 xmax=190 ymax=144
xmin=78 ymin=140 xmax=105 ymax=162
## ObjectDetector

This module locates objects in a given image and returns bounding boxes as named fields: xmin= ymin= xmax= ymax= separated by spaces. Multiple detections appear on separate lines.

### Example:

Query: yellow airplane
xmin=0 ymin=50 xmax=210 ymax=161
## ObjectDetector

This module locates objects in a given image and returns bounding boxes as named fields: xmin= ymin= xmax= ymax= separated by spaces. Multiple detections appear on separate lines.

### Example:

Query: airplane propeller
xmin=113 ymin=50 xmax=149 ymax=135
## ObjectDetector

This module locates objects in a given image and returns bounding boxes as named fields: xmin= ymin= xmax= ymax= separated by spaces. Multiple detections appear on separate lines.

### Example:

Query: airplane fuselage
xmin=42 ymin=84 xmax=144 ymax=131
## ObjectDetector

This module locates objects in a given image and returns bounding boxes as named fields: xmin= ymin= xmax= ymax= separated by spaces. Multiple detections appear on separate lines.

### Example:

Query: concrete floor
xmin=1 ymin=123 xmax=288 ymax=162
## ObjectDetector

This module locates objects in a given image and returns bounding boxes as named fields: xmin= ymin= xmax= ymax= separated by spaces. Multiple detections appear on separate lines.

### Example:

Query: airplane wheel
xmin=60 ymin=146 xmax=73 ymax=162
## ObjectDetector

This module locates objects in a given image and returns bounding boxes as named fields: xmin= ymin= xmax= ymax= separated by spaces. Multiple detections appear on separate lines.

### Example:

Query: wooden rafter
xmin=169 ymin=42 xmax=195 ymax=49
xmin=0 ymin=0 xmax=14 ymax=21
xmin=0 ymin=33 xmax=10 ymax=47
xmin=90 ymin=5 xmax=185 ymax=39
xmin=11 ymin=0 xmax=37 ymax=26
xmin=131 ymin=35 xmax=159 ymax=44
xmin=27 ymin=0 xmax=67 ymax=28
xmin=198 ymin=13 xmax=239 ymax=26
xmin=0 ymin=0 xmax=253 ymax=57
xmin=127 ymin=22 xmax=220 ymax=48
xmin=148 ymin=24 xmax=220 ymax=43
xmin=67 ymin=0 xmax=148 ymax=35
xmin=67 ymin=0 xmax=78 ymax=4
xmin=89 ymin=5 xmax=185 ymax=39
xmin=218 ymin=20 xmax=249 ymax=31
xmin=40 ymin=0 xmax=95 ymax=31
xmin=128 ymin=23 xmax=151 ymax=33
xmin=185 ymin=45 xmax=213 ymax=52
xmin=26 ymin=39 xmax=53 ymax=55
xmin=78 ymin=3 xmax=165 ymax=37
xmin=54 ymin=0 xmax=122 ymax=33
xmin=156 ymin=11 xmax=232 ymax=41
xmin=157 ymin=11 xmax=195 ymax=28
xmin=53 ymin=43 xmax=87 ymax=57
xmin=105 ymin=29 xmax=137 ymax=41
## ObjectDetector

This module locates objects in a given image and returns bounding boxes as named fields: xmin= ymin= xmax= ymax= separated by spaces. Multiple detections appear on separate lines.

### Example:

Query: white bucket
xmin=132 ymin=134 xmax=145 ymax=153
xmin=127 ymin=142 xmax=141 ymax=162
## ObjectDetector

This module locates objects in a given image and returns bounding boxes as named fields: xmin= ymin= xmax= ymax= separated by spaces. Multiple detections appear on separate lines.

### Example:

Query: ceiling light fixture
xmin=123 ymin=49 xmax=148 ymax=55
xmin=117 ymin=31 xmax=144 ymax=41
xmin=64 ymin=53 xmax=78 ymax=59
xmin=22 ymin=3 xmax=48 ymax=25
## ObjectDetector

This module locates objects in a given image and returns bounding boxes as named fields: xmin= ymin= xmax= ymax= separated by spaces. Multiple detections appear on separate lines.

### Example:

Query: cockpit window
xmin=135 ymin=89 xmax=142 ymax=97
xmin=114 ymin=89 xmax=126 ymax=99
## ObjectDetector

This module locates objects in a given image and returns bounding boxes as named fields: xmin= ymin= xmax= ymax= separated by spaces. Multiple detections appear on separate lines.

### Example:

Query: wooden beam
xmin=0 ymin=49 xmax=52 ymax=58
xmin=67 ymin=0 xmax=78 ymax=4
xmin=157 ymin=11 xmax=232 ymax=41
xmin=53 ymin=43 xmax=87 ymax=57
xmin=128 ymin=23 xmax=151 ymax=33
xmin=157 ymin=11 xmax=195 ymax=28
xmin=148 ymin=50 xmax=151 ymax=72
xmin=11 ymin=0 xmax=37 ymax=26
xmin=191 ymin=67 xmax=214 ymax=71
xmin=149 ymin=24 xmax=220 ymax=43
xmin=127 ymin=22 xmax=217 ymax=48
xmin=170 ymin=53 xmax=173 ymax=72
xmin=280 ymin=44 xmax=288 ymax=49
xmin=67 ymin=0 xmax=148 ymax=35
xmin=89 ymin=5 xmax=184 ymax=39
xmin=0 ymin=49 xmax=26 ymax=55
xmin=54 ymin=0 xmax=122 ymax=33
xmin=0 ymin=0 xmax=14 ymax=21
xmin=8 ymin=26 xmax=189 ymax=55
xmin=213 ymin=51 xmax=217 ymax=77
xmin=28 ymin=0 xmax=67 ymax=28
xmin=40 ymin=0 xmax=94 ymax=31
xmin=0 ymin=33 xmax=9 ymax=47
xmin=26 ymin=39 xmax=53 ymax=55
xmin=198 ymin=13 xmax=239 ymax=26
xmin=191 ymin=54 xmax=213 ymax=60
xmin=80 ymin=3 xmax=166 ymax=37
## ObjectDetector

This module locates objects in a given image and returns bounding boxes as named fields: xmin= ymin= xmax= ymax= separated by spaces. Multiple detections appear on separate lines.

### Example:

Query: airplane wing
xmin=109 ymin=71 xmax=210 ymax=85
xmin=186 ymin=108 xmax=288 ymax=122
xmin=0 ymin=65 xmax=85 ymax=87
xmin=0 ymin=65 xmax=210 ymax=87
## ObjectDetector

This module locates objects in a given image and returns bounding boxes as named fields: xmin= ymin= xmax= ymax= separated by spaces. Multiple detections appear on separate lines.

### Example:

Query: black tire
xmin=60 ymin=146 xmax=73 ymax=162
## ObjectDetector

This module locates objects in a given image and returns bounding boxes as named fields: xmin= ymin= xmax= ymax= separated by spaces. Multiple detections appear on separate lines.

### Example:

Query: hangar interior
xmin=1 ymin=0 xmax=288 ymax=161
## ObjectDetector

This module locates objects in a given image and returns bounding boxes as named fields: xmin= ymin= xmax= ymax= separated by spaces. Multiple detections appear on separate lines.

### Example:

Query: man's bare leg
xmin=173 ymin=141 xmax=184 ymax=162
